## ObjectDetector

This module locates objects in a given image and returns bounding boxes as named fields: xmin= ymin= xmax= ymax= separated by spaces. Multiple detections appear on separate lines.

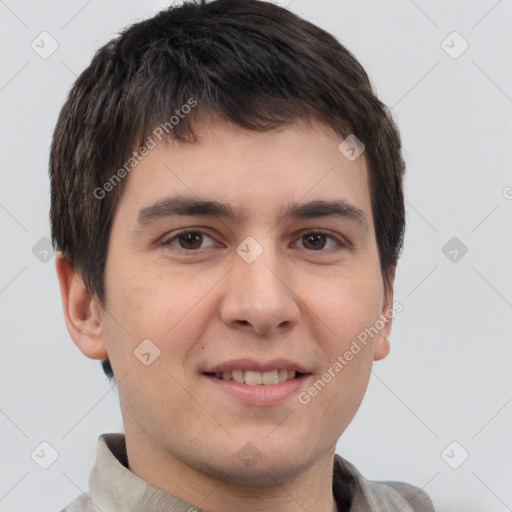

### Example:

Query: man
xmin=51 ymin=0 xmax=436 ymax=510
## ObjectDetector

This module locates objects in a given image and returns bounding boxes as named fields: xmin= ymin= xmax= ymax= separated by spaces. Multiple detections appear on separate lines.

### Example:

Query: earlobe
xmin=374 ymin=265 xmax=396 ymax=362
xmin=55 ymin=252 xmax=108 ymax=360
xmin=374 ymin=334 xmax=390 ymax=361
xmin=373 ymin=305 xmax=392 ymax=361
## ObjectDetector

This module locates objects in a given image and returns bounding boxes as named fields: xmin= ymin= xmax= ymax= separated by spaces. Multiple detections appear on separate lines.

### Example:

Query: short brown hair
xmin=50 ymin=0 xmax=405 ymax=382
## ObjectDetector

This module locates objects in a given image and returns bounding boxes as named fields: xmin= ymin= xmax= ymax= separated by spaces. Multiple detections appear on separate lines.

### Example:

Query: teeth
xmin=262 ymin=370 xmax=279 ymax=385
xmin=213 ymin=369 xmax=299 ymax=385
xmin=232 ymin=370 xmax=244 ymax=383
xmin=245 ymin=371 xmax=262 ymax=385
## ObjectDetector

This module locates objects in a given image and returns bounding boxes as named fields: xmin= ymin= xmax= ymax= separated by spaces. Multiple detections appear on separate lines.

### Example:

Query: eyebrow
xmin=136 ymin=195 xmax=368 ymax=230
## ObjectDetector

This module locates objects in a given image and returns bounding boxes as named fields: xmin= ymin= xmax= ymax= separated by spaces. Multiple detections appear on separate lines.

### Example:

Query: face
xmin=97 ymin=117 xmax=393 ymax=485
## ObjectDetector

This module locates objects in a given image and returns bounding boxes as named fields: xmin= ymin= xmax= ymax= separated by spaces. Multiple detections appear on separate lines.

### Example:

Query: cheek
xmin=109 ymin=262 xmax=188 ymax=336
xmin=116 ymin=357 xmax=193 ymax=444
xmin=304 ymin=281 xmax=380 ymax=426
xmin=315 ymin=267 xmax=383 ymax=403
xmin=104 ymin=263 xmax=216 ymax=374
xmin=102 ymin=272 xmax=198 ymax=432
xmin=311 ymin=267 xmax=384 ymax=346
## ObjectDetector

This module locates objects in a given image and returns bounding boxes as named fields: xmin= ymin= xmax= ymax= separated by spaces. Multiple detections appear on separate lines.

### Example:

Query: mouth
xmin=202 ymin=367 xmax=311 ymax=405
xmin=201 ymin=358 xmax=312 ymax=405
xmin=203 ymin=369 xmax=306 ymax=386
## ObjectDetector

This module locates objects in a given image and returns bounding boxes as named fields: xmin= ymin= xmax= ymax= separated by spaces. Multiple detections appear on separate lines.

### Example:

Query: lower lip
xmin=203 ymin=374 xmax=310 ymax=405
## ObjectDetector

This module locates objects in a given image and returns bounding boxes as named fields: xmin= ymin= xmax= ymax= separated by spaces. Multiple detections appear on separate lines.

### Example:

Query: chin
xmin=201 ymin=451 xmax=315 ymax=487
xmin=199 ymin=430 xmax=327 ymax=486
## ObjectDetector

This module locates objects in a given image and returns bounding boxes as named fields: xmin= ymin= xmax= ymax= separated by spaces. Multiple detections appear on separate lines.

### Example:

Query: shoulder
xmin=369 ymin=479 xmax=436 ymax=511
xmin=59 ymin=492 xmax=93 ymax=512
xmin=333 ymin=454 xmax=436 ymax=512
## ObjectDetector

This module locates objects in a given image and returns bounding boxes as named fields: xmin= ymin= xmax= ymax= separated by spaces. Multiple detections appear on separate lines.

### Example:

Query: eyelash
xmin=161 ymin=229 xmax=348 ymax=253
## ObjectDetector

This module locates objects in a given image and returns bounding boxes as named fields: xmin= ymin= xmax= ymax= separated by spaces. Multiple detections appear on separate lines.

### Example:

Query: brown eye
xmin=163 ymin=230 xmax=215 ymax=251
xmin=302 ymin=233 xmax=327 ymax=250
xmin=297 ymin=231 xmax=342 ymax=251
xmin=178 ymin=232 xmax=203 ymax=250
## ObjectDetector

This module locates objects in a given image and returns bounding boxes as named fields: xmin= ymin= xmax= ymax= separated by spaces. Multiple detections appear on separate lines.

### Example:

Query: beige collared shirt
xmin=60 ymin=433 xmax=435 ymax=512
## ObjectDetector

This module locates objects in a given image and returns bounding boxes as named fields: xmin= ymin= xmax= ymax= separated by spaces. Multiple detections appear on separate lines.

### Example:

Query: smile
xmin=205 ymin=369 xmax=303 ymax=385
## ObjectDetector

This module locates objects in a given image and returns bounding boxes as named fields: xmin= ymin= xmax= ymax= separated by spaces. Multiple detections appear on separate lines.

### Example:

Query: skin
xmin=56 ymin=117 xmax=394 ymax=512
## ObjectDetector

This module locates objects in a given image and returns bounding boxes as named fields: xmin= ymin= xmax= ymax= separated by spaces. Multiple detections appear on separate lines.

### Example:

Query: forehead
xmin=116 ymin=117 xmax=373 ymax=229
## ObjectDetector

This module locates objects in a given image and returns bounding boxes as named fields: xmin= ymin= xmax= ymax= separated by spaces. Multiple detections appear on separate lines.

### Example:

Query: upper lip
xmin=204 ymin=358 xmax=311 ymax=374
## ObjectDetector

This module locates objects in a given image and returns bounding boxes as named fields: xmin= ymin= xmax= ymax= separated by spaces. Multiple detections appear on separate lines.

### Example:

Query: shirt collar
xmin=87 ymin=433 xmax=430 ymax=512
xmin=89 ymin=433 xmax=197 ymax=512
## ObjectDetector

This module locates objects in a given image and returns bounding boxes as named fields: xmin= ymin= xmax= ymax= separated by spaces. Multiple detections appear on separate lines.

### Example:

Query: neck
xmin=123 ymin=422 xmax=340 ymax=512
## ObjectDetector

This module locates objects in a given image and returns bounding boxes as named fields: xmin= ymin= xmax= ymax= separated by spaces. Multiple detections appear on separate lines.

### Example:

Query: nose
xmin=219 ymin=241 xmax=300 ymax=335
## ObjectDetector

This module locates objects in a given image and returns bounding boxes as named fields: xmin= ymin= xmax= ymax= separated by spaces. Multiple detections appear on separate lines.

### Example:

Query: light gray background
xmin=1 ymin=0 xmax=511 ymax=511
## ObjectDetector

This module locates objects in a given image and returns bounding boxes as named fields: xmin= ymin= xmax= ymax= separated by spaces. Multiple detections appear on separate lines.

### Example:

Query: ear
xmin=373 ymin=265 xmax=396 ymax=361
xmin=55 ymin=252 xmax=108 ymax=359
